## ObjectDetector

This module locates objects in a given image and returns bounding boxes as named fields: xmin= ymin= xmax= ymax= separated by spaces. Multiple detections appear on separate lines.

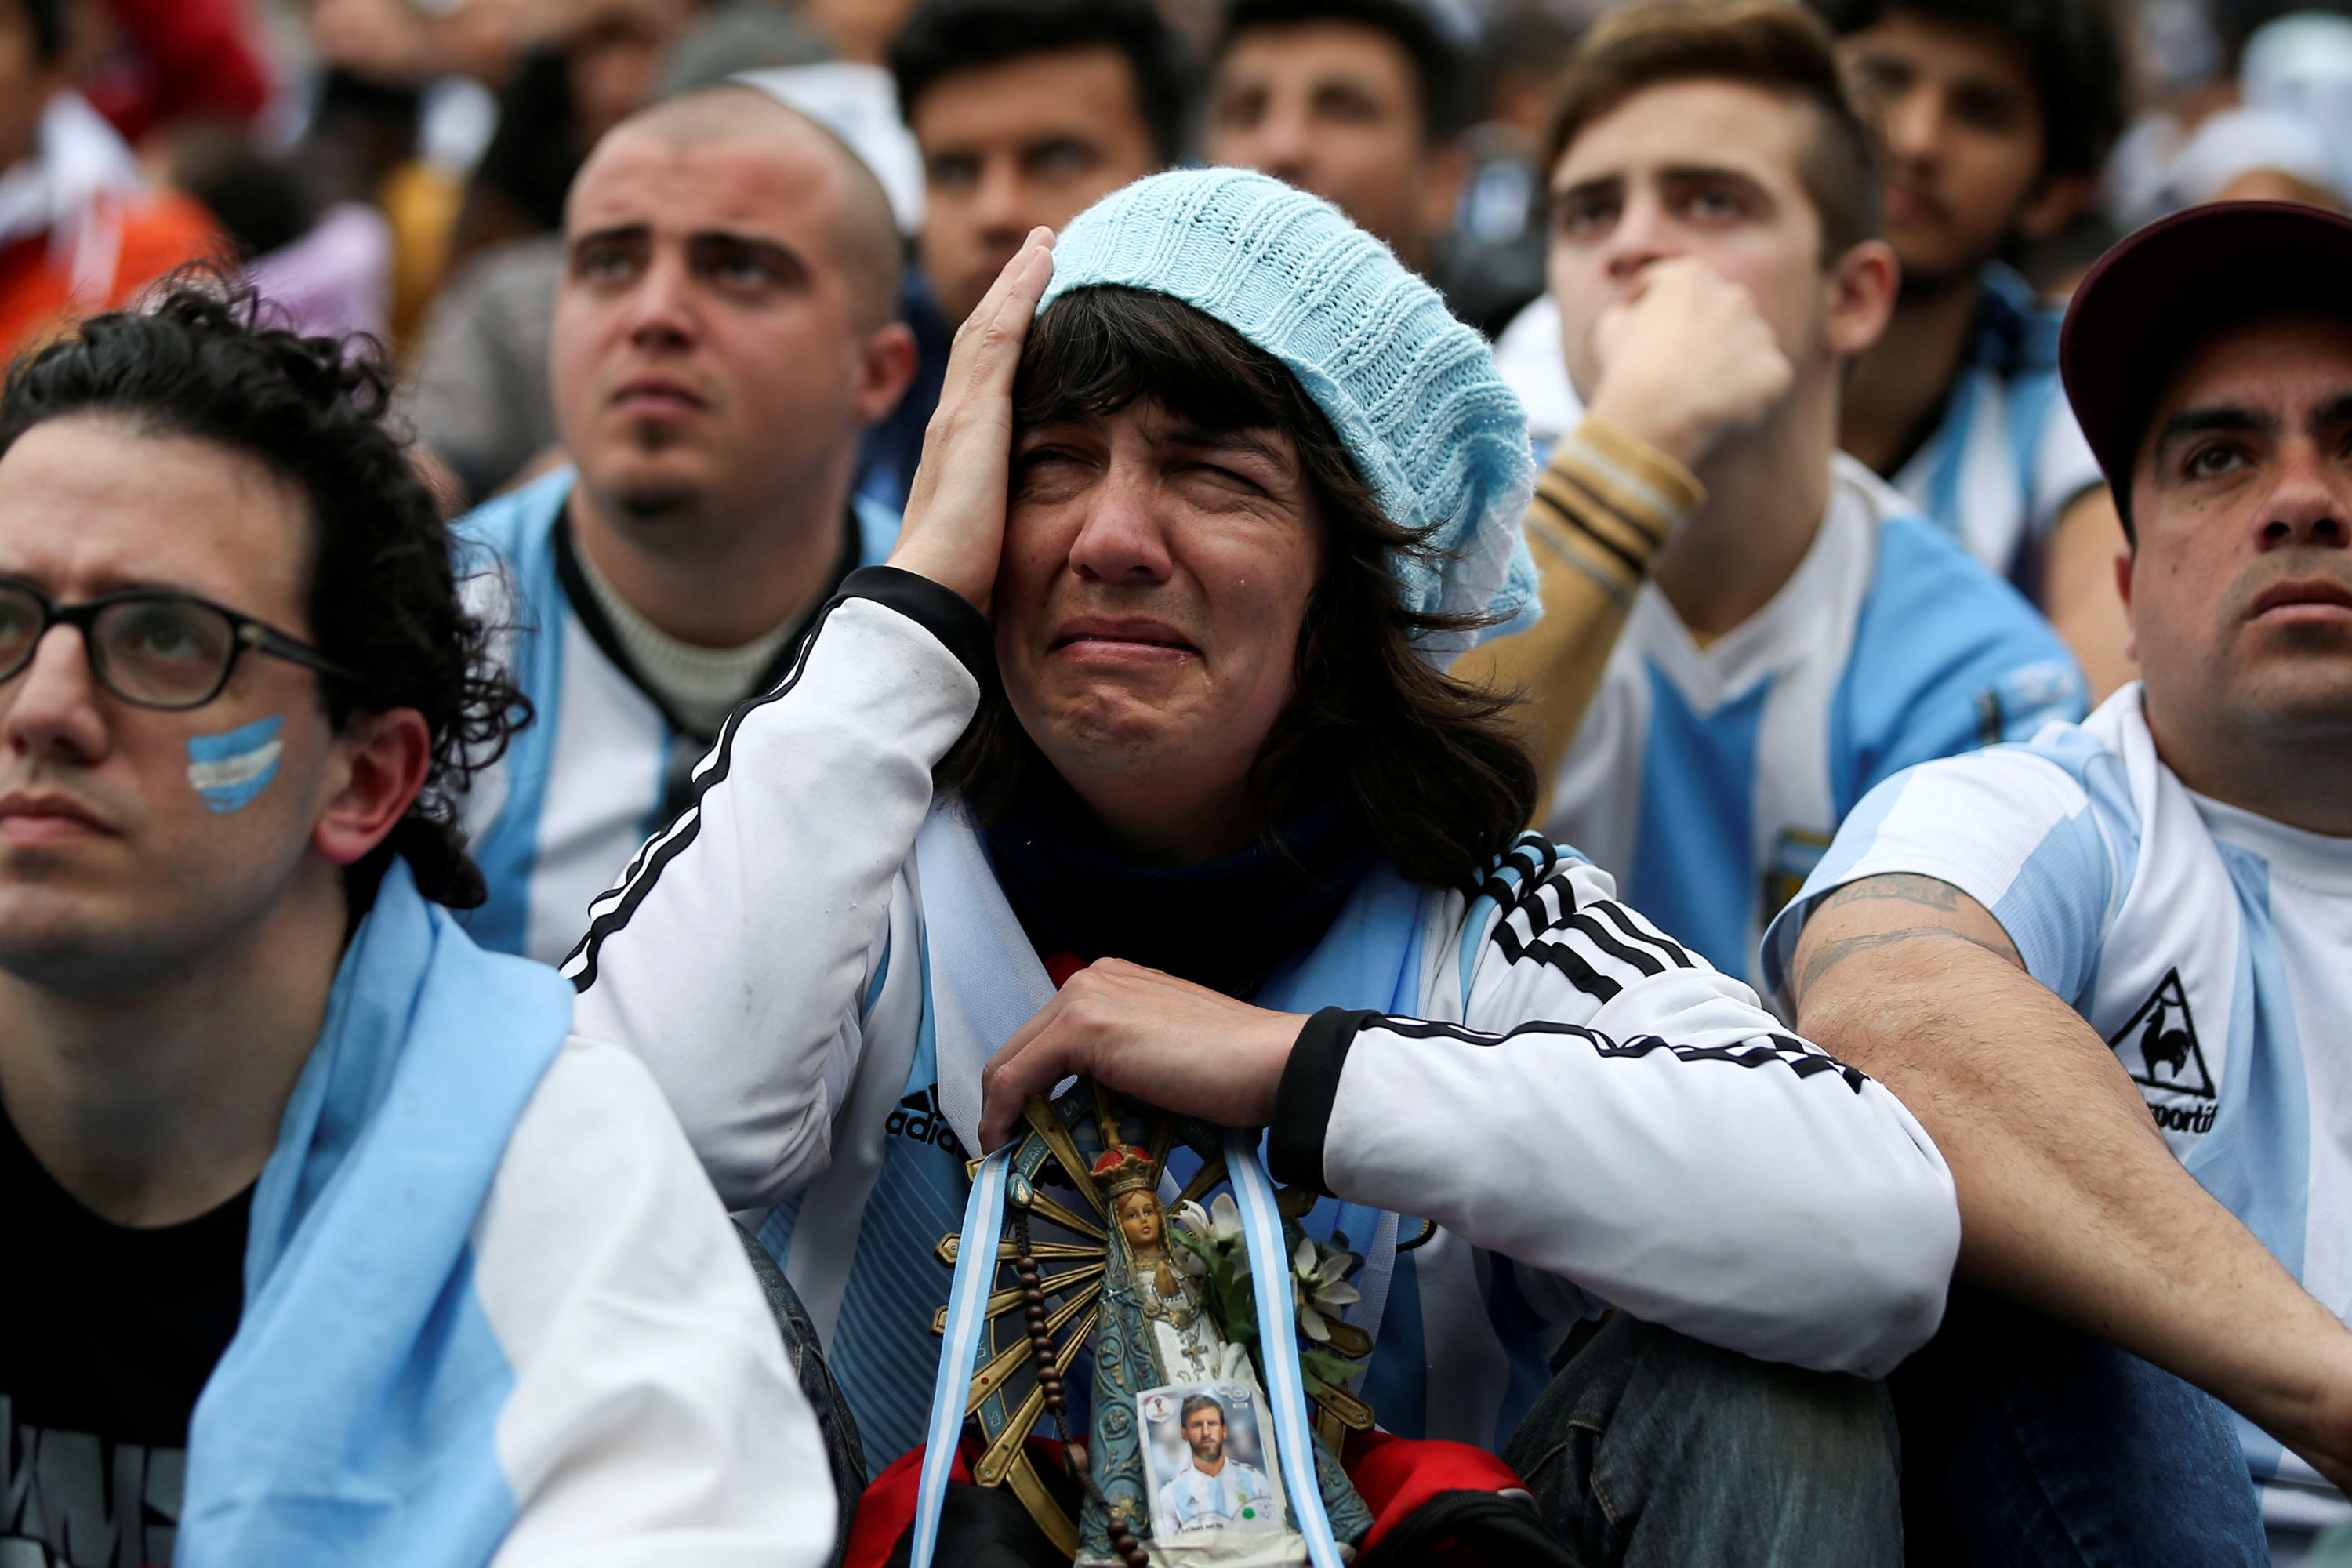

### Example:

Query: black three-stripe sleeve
xmin=562 ymin=568 xmax=989 ymax=993
xmin=1267 ymin=1007 xmax=1381 ymax=1195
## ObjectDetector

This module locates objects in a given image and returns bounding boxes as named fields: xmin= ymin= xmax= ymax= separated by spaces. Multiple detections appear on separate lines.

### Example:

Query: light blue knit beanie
xmin=1035 ymin=168 xmax=1541 ymax=662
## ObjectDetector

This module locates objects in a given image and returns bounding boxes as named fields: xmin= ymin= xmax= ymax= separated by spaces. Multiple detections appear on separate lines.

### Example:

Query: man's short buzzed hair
xmin=1545 ymin=0 xmax=1886 ymax=263
xmin=595 ymin=85 xmax=906 ymax=330
xmin=1180 ymin=1394 xmax=1225 ymax=1425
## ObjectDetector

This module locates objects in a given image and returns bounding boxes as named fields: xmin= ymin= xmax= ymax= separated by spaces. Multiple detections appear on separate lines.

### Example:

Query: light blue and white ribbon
xmin=910 ymin=1145 xmax=1011 ymax=1568
xmin=1227 ymin=1127 xmax=1345 ymax=1568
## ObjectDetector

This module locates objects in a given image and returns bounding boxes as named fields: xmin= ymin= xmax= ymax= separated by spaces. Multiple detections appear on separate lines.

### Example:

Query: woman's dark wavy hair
xmin=937 ymin=285 xmax=1537 ymax=891
xmin=0 ymin=281 xmax=526 ymax=909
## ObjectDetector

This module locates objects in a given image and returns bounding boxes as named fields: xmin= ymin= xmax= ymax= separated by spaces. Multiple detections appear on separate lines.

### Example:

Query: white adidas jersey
xmin=1764 ymin=686 xmax=2352 ymax=1527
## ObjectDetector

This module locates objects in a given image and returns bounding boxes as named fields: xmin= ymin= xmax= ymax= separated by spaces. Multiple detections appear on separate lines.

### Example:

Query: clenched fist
xmin=1581 ymin=257 xmax=1793 ymax=470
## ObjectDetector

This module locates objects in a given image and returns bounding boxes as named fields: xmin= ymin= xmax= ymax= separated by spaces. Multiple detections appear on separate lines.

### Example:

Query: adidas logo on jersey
xmin=887 ymin=1083 xmax=968 ymax=1160
xmin=2109 ymin=969 xmax=2217 ymax=1134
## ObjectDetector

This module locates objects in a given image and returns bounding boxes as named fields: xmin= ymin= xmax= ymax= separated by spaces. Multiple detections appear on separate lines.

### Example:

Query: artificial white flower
xmin=1291 ymin=1236 xmax=1363 ymax=1341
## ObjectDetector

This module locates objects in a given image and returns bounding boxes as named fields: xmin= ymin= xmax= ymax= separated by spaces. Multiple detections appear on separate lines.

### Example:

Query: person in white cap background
xmin=1766 ymin=198 xmax=2352 ymax=1563
xmin=564 ymin=165 xmax=1962 ymax=1565
xmin=448 ymin=84 xmax=916 ymax=967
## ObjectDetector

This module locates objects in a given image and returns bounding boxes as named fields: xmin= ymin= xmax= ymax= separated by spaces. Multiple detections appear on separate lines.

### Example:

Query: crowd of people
xmin=2 ymin=0 xmax=2350 ymax=1564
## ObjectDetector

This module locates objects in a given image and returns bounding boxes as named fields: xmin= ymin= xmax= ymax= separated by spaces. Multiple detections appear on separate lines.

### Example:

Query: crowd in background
xmin=7 ymin=0 xmax=2350 ymax=440
xmin=9 ymin=0 xmax=2352 ymax=1563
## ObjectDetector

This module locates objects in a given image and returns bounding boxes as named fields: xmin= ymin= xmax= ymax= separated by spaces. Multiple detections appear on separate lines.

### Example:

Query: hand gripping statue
xmin=935 ymin=1082 xmax=1374 ymax=1566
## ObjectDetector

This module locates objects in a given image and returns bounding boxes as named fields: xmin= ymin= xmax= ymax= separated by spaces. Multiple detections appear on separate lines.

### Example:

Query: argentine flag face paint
xmin=187 ymin=716 xmax=285 ymax=814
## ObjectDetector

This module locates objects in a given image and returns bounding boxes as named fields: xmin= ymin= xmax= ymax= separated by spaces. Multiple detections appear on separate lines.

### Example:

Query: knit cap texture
xmin=1036 ymin=168 xmax=1541 ymax=661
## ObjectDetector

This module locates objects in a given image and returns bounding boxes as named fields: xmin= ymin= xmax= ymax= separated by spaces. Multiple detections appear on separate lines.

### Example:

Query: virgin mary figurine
xmin=1075 ymin=1140 xmax=1372 ymax=1566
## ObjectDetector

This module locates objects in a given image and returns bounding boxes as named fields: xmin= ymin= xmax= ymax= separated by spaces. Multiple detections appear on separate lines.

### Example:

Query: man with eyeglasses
xmin=0 ymin=289 xmax=836 ymax=1567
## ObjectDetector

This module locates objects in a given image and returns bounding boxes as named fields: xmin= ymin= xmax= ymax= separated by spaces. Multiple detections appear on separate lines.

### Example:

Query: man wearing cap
xmin=568 ymin=168 xmax=1962 ymax=1563
xmin=450 ymin=83 xmax=916 ymax=967
xmin=1765 ymin=200 xmax=2352 ymax=1560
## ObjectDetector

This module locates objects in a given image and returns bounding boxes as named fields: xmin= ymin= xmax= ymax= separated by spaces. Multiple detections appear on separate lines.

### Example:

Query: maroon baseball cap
xmin=2061 ymin=200 xmax=2352 ymax=511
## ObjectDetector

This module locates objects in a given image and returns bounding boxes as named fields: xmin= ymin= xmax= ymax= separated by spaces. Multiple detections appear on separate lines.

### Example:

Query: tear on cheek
xmin=186 ymin=715 xmax=285 ymax=814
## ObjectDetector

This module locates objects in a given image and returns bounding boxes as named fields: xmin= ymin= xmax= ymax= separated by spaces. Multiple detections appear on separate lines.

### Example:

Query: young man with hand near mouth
xmin=452 ymin=84 xmax=918 ymax=966
xmin=1462 ymin=0 xmax=2085 ymax=992
xmin=1767 ymin=201 xmax=2352 ymax=1562
xmin=0 ymin=290 xmax=832 ymax=1567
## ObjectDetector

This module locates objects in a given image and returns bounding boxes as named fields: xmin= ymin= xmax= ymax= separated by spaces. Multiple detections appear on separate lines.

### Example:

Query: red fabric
xmin=1043 ymin=951 xmax=1087 ymax=989
xmin=844 ymin=1437 xmax=1073 ymax=1568
xmin=843 ymin=1443 xmax=965 ymax=1568
xmin=848 ymin=1429 xmax=1528 ymax=1565
xmin=1344 ymin=1429 xmax=1531 ymax=1555
xmin=0 ymin=192 xmax=223 ymax=360
xmin=83 ymin=0 xmax=270 ymax=143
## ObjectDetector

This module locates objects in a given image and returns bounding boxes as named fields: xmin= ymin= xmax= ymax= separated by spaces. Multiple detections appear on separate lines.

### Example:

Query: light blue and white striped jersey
xmin=1762 ymin=686 xmax=2352 ymax=1531
xmin=452 ymin=467 xmax=899 ymax=966
xmin=1544 ymin=456 xmax=2086 ymax=990
xmin=1886 ymin=264 xmax=2104 ymax=586
xmin=1489 ymin=266 xmax=2103 ymax=586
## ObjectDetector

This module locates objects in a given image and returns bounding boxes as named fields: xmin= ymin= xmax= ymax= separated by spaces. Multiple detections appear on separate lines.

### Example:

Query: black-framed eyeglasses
xmin=0 ymin=577 xmax=358 ymax=711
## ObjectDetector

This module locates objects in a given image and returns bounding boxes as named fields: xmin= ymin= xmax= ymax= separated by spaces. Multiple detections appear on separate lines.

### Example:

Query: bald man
xmin=453 ymin=86 xmax=920 ymax=966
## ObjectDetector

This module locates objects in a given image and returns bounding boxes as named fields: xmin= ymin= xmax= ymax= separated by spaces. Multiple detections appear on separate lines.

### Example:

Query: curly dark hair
xmin=0 ymin=283 xmax=526 ymax=909
xmin=937 ymin=285 xmax=1537 ymax=891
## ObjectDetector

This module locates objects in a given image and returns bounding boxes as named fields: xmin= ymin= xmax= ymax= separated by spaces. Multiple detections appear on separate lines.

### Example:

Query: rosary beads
xmin=1014 ymin=1212 xmax=1149 ymax=1568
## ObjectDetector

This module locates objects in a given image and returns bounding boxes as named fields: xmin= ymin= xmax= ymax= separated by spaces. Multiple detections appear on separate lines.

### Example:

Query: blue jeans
xmin=1891 ymin=1285 xmax=2267 ymax=1566
xmin=1501 ymin=1313 xmax=1904 ymax=1566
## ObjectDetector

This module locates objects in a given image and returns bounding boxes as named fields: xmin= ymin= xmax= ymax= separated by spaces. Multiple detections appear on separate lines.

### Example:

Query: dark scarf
xmin=982 ymin=775 xmax=1378 ymax=999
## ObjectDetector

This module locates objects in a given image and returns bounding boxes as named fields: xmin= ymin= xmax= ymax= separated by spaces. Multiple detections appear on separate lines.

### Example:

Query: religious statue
xmin=935 ymin=1081 xmax=1373 ymax=1566
xmin=1100 ymin=1144 xmax=1248 ymax=1386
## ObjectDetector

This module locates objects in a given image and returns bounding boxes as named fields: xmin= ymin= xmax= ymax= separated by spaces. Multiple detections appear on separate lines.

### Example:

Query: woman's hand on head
xmin=886 ymin=228 xmax=1057 ymax=615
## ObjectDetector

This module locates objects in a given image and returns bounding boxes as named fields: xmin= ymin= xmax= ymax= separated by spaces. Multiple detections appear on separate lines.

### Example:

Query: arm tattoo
xmin=1792 ymin=876 xmax=2024 ymax=1007
xmin=1812 ymin=873 xmax=1973 ymax=914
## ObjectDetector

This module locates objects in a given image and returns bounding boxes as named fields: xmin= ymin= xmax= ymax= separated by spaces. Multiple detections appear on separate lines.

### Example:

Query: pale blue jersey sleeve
xmin=1830 ymin=512 xmax=2088 ymax=820
xmin=1764 ymin=724 xmax=2138 ymax=1014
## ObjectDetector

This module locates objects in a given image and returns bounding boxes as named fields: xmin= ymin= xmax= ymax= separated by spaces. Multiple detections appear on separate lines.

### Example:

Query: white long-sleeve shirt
xmin=567 ymin=568 xmax=1960 ymax=1463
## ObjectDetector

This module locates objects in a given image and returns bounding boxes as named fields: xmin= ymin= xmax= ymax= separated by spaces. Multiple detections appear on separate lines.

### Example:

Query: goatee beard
xmin=610 ymin=478 xmax=704 ymax=523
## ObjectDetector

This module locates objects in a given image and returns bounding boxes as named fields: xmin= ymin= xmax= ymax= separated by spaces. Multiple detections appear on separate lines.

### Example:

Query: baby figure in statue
xmin=1076 ymin=1138 xmax=1371 ymax=1567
